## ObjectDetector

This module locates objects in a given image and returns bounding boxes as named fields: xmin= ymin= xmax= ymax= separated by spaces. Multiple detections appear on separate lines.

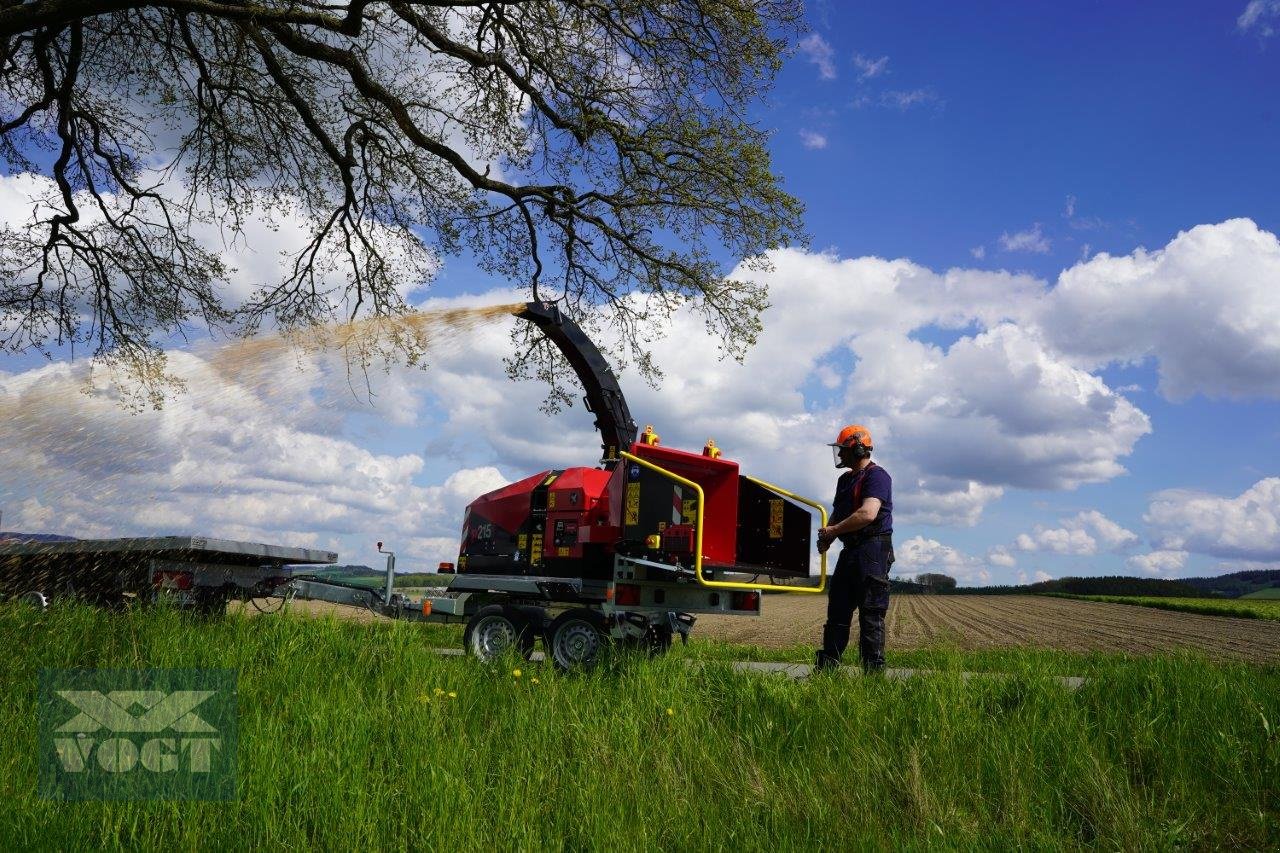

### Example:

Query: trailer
xmin=0 ymin=536 xmax=336 ymax=614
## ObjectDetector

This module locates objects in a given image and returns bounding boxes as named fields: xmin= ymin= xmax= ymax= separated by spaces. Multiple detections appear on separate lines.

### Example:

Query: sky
xmin=2 ymin=2 xmax=1280 ymax=584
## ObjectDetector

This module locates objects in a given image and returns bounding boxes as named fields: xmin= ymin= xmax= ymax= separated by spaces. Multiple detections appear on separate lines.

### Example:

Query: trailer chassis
xmin=284 ymin=554 xmax=768 ymax=670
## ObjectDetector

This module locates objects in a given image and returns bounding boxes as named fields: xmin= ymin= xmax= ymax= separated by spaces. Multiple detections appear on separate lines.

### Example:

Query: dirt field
xmin=241 ymin=594 xmax=1280 ymax=662
xmin=696 ymin=594 xmax=1280 ymax=662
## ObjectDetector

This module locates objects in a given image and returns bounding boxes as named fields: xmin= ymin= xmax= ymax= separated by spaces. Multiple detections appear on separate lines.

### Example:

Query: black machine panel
xmin=734 ymin=478 xmax=812 ymax=578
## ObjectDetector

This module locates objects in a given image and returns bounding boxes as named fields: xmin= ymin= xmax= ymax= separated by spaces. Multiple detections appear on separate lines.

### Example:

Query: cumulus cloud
xmin=1145 ymin=478 xmax=1280 ymax=561
xmin=894 ymin=536 xmax=991 ymax=584
xmin=1126 ymin=550 xmax=1189 ymax=575
xmin=1011 ymin=509 xmax=1138 ymax=555
xmin=1036 ymin=219 xmax=1280 ymax=400
xmin=6 ymin=215 xmax=1280 ymax=573
xmin=799 ymin=129 xmax=829 ymax=150
xmin=987 ymin=546 xmax=1016 ymax=568
xmin=798 ymin=33 xmax=837 ymax=80
xmin=999 ymin=223 xmax=1051 ymax=254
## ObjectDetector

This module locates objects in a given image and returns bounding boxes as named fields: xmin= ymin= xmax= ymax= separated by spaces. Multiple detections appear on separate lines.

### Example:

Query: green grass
xmin=1054 ymin=594 xmax=1280 ymax=621
xmin=1 ymin=604 xmax=1277 ymax=850
xmin=1242 ymin=587 xmax=1280 ymax=600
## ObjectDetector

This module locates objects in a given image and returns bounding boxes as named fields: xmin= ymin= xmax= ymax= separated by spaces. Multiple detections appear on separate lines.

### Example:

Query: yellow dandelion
xmin=531 ymin=677 xmax=540 ymax=684
xmin=666 ymin=707 xmax=675 ymax=717
xmin=448 ymin=691 xmax=457 ymax=699
xmin=417 ymin=694 xmax=431 ymax=704
xmin=512 ymin=668 xmax=522 ymax=678
xmin=433 ymin=687 xmax=444 ymax=696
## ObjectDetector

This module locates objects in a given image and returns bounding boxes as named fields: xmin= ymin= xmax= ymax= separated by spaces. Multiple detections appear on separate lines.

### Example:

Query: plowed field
xmin=696 ymin=594 xmax=1280 ymax=662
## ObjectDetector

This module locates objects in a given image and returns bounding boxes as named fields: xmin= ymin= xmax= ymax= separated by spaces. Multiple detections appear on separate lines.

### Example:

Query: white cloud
xmin=1064 ymin=196 xmax=1077 ymax=218
xmin=999 ymin=223 xmax=1051 ymax=254
xmin=1014 ymin=527 xmax=1096 ymax=555
xmin=798 ymin=33 xmax=837 ymax=80
xmin=987 ymin=546 xmax=1016 ymax=568
xmin=1145 ymin=478 xmax=1280 ymax=561
xmin=1036 ymin=219 xmax=1280 ymax=401
xmin=853 ymin=53 xmax=890 ymax=80
xmin=970 ymin=245 xmax=986 ymax=260
xmin=1034 ymin=570 xmax=1053 ymax=583
xmin=881 ymin=89 xmax=941 ymax=111
xmin=895 ymin=535 xmax=991 ymax=584
xmin=1126 ymin=550 xmax=1189 ymax=575
xmin=799 ymin=129 xmax=829 ymax=150
xmin=1010 ymin=509 xmax=1138 ymax=556
xmin=1238 ymin=1 xmax=1280 ymax=36
xmin=7 ymin=212 xmax=1280 ymax=572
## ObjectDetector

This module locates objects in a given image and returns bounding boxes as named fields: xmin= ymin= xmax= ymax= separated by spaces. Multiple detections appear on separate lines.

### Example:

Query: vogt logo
xmin=39 ymin=669 xmax=237 ymax=800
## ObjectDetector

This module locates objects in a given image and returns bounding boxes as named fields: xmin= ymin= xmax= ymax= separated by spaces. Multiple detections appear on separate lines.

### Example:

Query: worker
xmin=815 ymin=424 xmax=894 ymax=672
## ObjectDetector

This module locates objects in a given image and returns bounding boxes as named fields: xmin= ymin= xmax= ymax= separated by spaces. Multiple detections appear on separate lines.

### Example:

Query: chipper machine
xmin=288 ymin=302 xmax=830 ymax=668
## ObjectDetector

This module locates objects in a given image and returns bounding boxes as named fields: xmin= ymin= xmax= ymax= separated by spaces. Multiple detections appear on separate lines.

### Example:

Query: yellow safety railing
xmin=618 ymin=451 xmax=828 ymax=594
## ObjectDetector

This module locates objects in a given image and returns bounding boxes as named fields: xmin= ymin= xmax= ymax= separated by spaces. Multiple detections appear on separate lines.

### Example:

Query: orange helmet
xmin=829 ymin=424 xmax=872 ymax=467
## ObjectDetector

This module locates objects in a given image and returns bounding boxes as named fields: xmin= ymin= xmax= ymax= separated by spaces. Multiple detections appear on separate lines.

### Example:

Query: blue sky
xmin=730 ymin=1 xmax=1280 ymax=580
xmin=2 ymin=2 xmax=1279 ymax=582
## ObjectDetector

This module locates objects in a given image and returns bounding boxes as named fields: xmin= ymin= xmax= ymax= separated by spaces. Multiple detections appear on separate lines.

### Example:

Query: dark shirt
xmin=831 ymin=462 xmax=893 ymax=542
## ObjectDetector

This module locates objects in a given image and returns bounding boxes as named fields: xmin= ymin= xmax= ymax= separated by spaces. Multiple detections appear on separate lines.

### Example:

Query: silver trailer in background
xmin=0 ymin=536 xmax=336 ymax=614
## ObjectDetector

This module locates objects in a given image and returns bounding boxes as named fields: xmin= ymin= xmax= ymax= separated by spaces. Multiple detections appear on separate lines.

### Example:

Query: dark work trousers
xmin=819 ymin=536 xmax=893 ymax=670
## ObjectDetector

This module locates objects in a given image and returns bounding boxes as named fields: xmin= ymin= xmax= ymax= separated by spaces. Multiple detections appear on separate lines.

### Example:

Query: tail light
xmin=615 ymin=583 xmax=642 ymax=606
xmin=438 ymin=562 xmax=455 ymax=573
xmin=153 ymin=570 xmax=194 ymax=591
xmin=731 ymin=591 xmax=760 ymax=612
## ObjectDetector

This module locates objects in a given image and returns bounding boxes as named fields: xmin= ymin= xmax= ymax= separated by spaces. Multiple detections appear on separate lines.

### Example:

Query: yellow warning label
xmin=531 ymin=534 xmax=543 ymax=565
xmin=542 ymin=474 xmax=558 ymax=486
xmin=557 ymin=547 xmax=570 ymax=557
xmin=682 ymin=499 xmax=698 ymax=525
xmin=517 ymin=534 xmax=528 ymax=551
xmin=658 ymin=521 xmax=668 ymax=532
xmin=769 ymin=499 xmax=784 ymax=539
xmin=548 ymin=492 xmax=557 ymax=509
xmin=625 ymin=482 xmax=640 ymax=526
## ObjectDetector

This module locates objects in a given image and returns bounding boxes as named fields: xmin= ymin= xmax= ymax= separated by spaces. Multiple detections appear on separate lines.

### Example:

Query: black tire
xmin=189 ymin=586 xmax=229 ymax=618
xmin=464 ymin=605 xmax=536 ymax=661
xmin=547 ymin=608 xmax=610 ymax=672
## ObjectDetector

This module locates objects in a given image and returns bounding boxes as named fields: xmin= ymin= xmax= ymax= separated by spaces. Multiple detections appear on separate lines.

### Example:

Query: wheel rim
xmin=553 ymin=619 xmax=603 ymax=669
xmin=470 ymin=614 xmax=519 ymax=660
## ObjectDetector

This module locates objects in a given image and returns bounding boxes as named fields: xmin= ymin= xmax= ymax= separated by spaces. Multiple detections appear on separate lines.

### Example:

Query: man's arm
xmin=819 ymin=498 xmax=882 ymax=541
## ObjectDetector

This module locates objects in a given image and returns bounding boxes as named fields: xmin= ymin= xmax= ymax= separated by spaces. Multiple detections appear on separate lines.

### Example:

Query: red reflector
xmin=731 ymin=591 xmax=760 ymax=611
xmin=153 ymin=570 xmax=194 ymax=591
xmin=615 ymin=583 xmax=642 ymax=606
xmin=438 ymin=562 xmax=455 ymax=573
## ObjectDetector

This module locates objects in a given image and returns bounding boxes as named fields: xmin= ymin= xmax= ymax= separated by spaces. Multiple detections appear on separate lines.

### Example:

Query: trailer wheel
xmin=547 ymin=608 xmax=609 ymax=672
xmin=17 ymin=591 xmax=48 ymax=609
xmin=464 ymin=605 xmax=535 ymax=662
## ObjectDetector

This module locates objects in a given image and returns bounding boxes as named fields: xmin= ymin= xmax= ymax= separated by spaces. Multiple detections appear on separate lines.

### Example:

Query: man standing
xmin=815 ymin=425 xmax=894 ymax=672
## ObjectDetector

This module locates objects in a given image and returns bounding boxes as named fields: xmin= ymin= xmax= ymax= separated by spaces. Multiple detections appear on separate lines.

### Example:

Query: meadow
xmin=1 ymin=603 xmax=1277 ymax=850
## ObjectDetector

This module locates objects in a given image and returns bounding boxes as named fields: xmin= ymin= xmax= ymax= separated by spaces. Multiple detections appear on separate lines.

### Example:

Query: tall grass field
xmin=1 ymin=603 xmax=1277 ymax=849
